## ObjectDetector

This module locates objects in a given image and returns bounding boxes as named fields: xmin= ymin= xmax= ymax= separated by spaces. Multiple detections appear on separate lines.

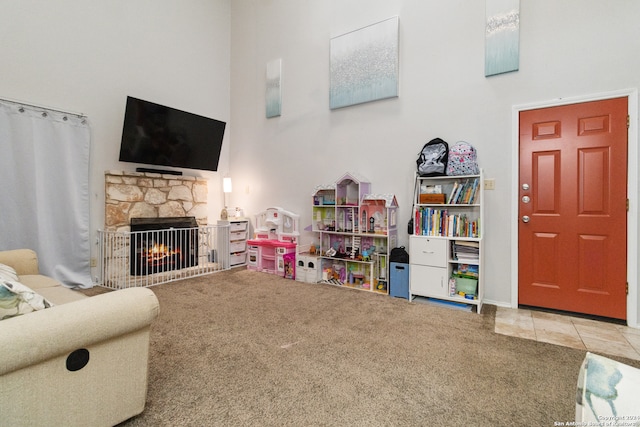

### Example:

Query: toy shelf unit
xmin=312 ymin=172 xmax=398 ymax=294
xmin=409 ymin=170 xmax=484 ymax=313
xmin=247 ymin=207 xmax=300 ymax=277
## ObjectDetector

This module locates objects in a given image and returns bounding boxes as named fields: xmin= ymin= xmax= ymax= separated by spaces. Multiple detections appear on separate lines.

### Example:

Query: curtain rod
xmin=0 ymin=96 xmax=86 ymax=118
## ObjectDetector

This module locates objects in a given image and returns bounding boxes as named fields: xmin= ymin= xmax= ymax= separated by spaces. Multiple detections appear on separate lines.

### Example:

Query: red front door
xmin=518 ymin=97 xmax=628 ymax=319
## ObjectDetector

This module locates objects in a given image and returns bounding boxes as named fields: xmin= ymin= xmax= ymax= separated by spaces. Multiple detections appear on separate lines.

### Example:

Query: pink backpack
xmin=446 ymin=141 xmax=479 ymax=176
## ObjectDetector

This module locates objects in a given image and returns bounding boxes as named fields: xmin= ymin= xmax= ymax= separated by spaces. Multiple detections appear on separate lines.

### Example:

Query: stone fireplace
xmin=99 ymin=171 xmax=227 ymax=288
xmin=104 ymin=170 xmax=208 ymax=232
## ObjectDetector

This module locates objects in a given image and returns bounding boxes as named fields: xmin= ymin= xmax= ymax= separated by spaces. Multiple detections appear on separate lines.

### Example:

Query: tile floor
xmin=494 ymin=306 xmax=640 ymax=361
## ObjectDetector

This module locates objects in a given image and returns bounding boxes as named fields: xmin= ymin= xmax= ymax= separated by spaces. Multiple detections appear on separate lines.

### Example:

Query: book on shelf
xmin=452 ymin=180 xmax=467 ymax=204
xmin=452 ymin=263 xmax=479 ymax=278
xmin=452 ymin=241 xmax=479 ymax=262
xmin=447 ymin=178 xmax=479 ymax=205
xmin=462 ymin=179 xmax=476 ymax=203
xmin=447 ymin=181 xmax=459 ymax=204
xmin=413 ymin=208 xmax=480 ymax=238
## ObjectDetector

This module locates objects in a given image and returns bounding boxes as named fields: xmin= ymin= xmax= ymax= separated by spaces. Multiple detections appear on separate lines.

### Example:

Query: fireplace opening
xmin=130 ymin=217 xmax=199 ymax=276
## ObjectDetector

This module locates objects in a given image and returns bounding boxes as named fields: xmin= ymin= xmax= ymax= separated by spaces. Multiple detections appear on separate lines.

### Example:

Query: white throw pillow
xmin=0 ymin=279 xmax=54 ymax=320
xmin=0 ymin=263 xmax=19 ymax=282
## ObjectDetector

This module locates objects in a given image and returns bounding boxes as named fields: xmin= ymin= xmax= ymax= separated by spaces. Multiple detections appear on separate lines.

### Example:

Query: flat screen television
xmin=118 ymin=96 xmax=226 ymax=172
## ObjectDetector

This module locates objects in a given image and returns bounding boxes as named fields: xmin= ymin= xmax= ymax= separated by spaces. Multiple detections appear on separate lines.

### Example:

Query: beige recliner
xmin=0 ymin=249 xmax=160 ymax=427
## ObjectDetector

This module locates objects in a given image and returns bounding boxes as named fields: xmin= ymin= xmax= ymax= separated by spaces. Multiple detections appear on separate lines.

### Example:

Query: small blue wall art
xmin=485 ymin=0 xmax=520 ymax=77
xmin=266 ymin=58 xmax=282 ymax=118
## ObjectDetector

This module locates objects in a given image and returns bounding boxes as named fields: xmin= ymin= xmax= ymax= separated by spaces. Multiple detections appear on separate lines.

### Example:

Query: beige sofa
xmin=0 ymin=249 xmax=160 ymax=427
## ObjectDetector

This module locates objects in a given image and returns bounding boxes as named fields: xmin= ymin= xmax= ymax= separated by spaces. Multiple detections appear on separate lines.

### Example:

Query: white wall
xmin=2 ymin=0 xmax=639 ymax=318
xmin=0 ymin=0 xmax=231 ymax=279
xmin=229 ymin=0 xmax=640 ymax=313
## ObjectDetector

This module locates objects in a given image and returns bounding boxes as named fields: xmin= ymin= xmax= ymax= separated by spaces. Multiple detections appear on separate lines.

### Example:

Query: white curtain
xmin=0 ymin=100 xmax=92 ymax=288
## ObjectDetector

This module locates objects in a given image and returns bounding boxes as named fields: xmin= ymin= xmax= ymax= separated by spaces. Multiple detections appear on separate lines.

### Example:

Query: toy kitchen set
xmin=247 ymin=207 xmax=300 ymax=277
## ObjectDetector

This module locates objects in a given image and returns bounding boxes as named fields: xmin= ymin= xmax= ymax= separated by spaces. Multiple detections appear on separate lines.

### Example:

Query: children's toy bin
xmin=389 ymin=262 xmax=409 ymax=299
xmin=455 ymin=277 xmax=478 ymax=296
xmin=295 ymin=245 xmax=320 ymax=283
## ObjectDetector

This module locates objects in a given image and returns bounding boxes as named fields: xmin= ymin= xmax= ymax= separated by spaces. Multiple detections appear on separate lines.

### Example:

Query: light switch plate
xmin=484 ymin=179 xmax=495 ymax=190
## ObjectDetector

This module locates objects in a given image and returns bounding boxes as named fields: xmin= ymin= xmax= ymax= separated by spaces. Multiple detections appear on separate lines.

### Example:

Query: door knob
xmin=522 ymin=183 xmax=530 ymax=190
xmin=522 ymin=196 xmax=530 ymax=203
xmin=522 ymin=215 xmax=530 ymax=223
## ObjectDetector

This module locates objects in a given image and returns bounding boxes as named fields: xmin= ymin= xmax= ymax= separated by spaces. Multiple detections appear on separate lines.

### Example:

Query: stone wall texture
xmin=105 ymin=170 xmax=208 ymax=231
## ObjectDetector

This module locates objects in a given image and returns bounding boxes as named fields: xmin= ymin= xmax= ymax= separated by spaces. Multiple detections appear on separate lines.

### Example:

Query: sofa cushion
xmin=0 ymin=279 xmax=54 ymax=320
xmin=18 ymin=275 xmax=87 ymax=305
xmin=0 ymin=263 xmax=19 ymax=282
xmin=19 ymin=274 xmax=64 ymax=290
xmin=0 ymin=249 xmax=39 ymax=276
xmin=36 ymin=285 xmax=87 ymax=305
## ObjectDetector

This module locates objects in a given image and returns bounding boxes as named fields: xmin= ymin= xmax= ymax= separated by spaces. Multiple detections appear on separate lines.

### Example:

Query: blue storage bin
xmin=390 ymin=262 xmax=409 ymax=299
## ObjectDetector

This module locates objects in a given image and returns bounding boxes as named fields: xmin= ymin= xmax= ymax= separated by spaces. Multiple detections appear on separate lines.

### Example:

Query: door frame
xmin=510 ymin=88 xmax=639 ymax=328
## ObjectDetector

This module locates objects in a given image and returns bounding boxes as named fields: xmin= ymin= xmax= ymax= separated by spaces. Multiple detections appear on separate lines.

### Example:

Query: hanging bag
xmin=446 ymin=141 xmax=480 ymax=176
xmin=416 ymin=138 xmax=449 ymax=177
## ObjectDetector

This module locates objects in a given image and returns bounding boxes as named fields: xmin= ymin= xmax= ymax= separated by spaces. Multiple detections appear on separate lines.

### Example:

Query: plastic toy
xmin=254 ymin=207 xmax=300 ymax=242
xmin=361 ymin=245 xmax=376 ymax=262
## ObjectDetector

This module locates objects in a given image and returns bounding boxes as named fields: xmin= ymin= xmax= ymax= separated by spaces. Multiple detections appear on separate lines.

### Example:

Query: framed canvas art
xmin=266 ymin=58 xmax=282 ymax=118
xmin=330 ymin=16 xmax=399 ymax=109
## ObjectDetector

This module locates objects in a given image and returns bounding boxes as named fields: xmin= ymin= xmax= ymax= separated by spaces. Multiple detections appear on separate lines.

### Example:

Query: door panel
xmin=519 ymin=97 xmax=627 ymax=320
xmin=532 ymin=232 xmax=559 ymax=288
xmin=578 ymin=234 xmax=607 ymax=293
xmin=579 ymin=147 xmax=608 ymax=213
xmin=532 ymin=151 xmax=560 ymax=213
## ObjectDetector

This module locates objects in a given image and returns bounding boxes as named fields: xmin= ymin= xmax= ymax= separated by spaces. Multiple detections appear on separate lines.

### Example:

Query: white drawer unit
xmin=218 ymin=219 xmax=250 ymax=268
xmin=409 ymin=237 xmax=447 ymax=267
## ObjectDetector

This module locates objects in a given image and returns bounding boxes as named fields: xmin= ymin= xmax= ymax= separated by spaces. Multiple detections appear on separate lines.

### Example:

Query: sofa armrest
xmin=0 ymin=287 xmax=160 ymax=376
xmin=0 ymin=249 xmax=40 ymax=276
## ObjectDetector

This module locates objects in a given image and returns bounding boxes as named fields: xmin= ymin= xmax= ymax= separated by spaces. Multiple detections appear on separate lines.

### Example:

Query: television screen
xmin=118 ymin=96 xmax=226 ymax=172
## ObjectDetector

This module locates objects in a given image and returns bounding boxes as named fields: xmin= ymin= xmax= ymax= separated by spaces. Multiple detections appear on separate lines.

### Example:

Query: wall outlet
xmin=484 ymin=179 xmax=496 ymax=190
xmin=90 ymin=258 xmax=97 ymax=267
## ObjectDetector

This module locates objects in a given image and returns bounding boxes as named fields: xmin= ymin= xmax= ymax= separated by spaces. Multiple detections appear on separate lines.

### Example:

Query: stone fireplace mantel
xmin=104 ymin=170 xmax=208 ymax=232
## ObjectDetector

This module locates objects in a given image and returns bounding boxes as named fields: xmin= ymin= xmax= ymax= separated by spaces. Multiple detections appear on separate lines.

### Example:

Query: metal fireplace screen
xmin=130 ymin=217 xmax=199 ymax=276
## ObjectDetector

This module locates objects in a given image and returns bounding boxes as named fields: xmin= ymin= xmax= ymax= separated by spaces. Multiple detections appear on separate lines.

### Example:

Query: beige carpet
xmin=96 ymin=268 xmax=640 ymax=426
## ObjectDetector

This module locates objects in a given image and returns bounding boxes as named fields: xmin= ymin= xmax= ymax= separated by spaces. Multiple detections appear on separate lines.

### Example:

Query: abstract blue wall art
xmin=485 ymin=0 xmax=520 ymax=77
xmin=330 ymin=16 xmax=399 ymax=110
xmin=266 ymin=58 xmax=282 ymax=118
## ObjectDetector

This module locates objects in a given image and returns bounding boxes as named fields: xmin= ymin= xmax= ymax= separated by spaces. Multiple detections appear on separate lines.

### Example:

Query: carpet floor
xmin=100 ymin=268 xmax=640 ymax=426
